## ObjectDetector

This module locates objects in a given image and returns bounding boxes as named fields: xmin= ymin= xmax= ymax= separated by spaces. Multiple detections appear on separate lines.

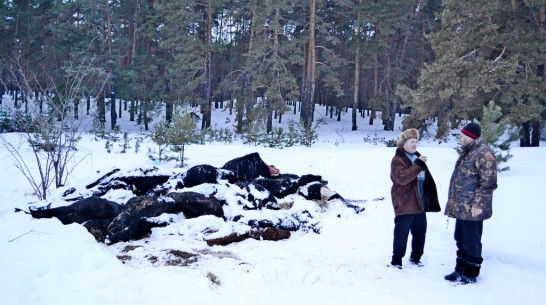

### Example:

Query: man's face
xmin=460 ymin=133 xmax=474 ymax=147
xmin=268 ymin=164 xmax=280 ymax=176
xmin=403 ymin=138 xmax=418 ymax=154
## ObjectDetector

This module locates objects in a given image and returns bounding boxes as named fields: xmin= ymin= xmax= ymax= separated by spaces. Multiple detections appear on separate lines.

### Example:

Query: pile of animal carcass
xmin=25 ymin=153 xmax=366 ymax=246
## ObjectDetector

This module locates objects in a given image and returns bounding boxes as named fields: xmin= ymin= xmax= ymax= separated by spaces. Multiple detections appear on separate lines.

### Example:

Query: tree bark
xmin=352 ymin=0 xmax=362 ymax=131
xmin=369 ymin=46 xmax=379 ymax=125
xmin=201 ymin=0 xmax=213 ymax=130
xmin=531 ymin=120 xmax=541 ymax=147
xmin=131 ymin=0 xmax=139 ymax=66
xmin=110 ymin=90 xmax=117 ymax=130
xmin=267 ymin=7 xmax=281 ymax=134
xmin=519 ymin=122 xmax=530 ymax=147
xmin=118 ymin=94 xmax=122 ymax=119
xmin=301 ymin=0 xmax=316 ymax=128
xmin=97 ymin=92 xmax=106 ymax=126
xmin=383 ymin=39 xmax=395 ymax=131
xmin=130 ymin=100 xmax=135 ymax=122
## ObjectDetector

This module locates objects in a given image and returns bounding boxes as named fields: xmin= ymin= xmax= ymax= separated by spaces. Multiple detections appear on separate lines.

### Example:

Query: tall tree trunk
xmin=166 ymin=102 xmax=173 ymax=123
xmin=538 ymin=2 xmax=544 ymax=147
xmin=236 ymin=0 xmax=257 ymax=133
xmin=352 ymin=0 xmax=362 ymax=131
xmin=519 ymin=122 xmax=530 ymax=146
xmin=301 ymin=0 xmax=316 ymax=128
xmin=106 ymin=1 xmax=112 ymax=53
xmin=38 ymin=92 xmax=43 ymax=113
xmin=74 ymin=97 xmax=79 ymax=120
xmin=201 ymin=0 xmax=213 ymax=130
xmin=420 ymin=20 xmax=425 ymax=68
xmin=165 ymin=78 xmax=173 ymax=122
xmin=105 ymin=1 xmax=115 ymax=130
xmin=97 ymin=92 xmax=106 ymax=126
xmin=24 ymin=92 xmax=28 ymax=114
xmin=267 ymin=7 xmax=281 ymax=134
xmin=143 ymin=101 xmax=149 ymax=131
xmin=369 ymin=47 xmax=379 ymax=125
xmin=110 ymin=90 xmax=117 ymax=130
xmin=383 ymin=39 xmax=396 ymax=131
xmin=396 ymin=0 xmax=419 ymax=71
xmin=118 ymin=94 xmax=122 ymax=118
xmin=0 ymin=68 xmax=3 ymax=100
xmin=531 ymin=120 xmax=541 ymax=147
xmin=131 ymin=0 xmax=139 ymax=66
xmin=130 ymin=100 xmax=135 ymax=122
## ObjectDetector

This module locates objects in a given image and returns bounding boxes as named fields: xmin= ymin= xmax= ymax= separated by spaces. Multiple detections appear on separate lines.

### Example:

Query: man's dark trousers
xmin=454 ymin=219 xmax=483 ymax=277
xmin=392 ymin=212 xmax=427 ymax=265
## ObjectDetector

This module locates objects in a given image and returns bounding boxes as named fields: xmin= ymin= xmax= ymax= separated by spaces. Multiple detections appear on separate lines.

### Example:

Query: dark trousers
xmin=392 ymin=212 xmax=427 ymax=265
xmin=454 ymin=219 xmax=483 ymax=277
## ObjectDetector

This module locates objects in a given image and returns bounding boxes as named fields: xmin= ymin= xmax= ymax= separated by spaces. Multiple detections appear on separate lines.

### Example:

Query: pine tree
xmin=246 ymin=0 xmax=299 ymax=133
xmin=157 ymin=0 xmax=228 ymax=130
xmin=167 ymin=113 xmax=202 ymax=168
xmin=148 ymin=120 xmax=172 ymax=164
xmin=480 ymin=101 xmax=518 ymax=172
xmin=398 ymin=0 xmax=545 ymax=142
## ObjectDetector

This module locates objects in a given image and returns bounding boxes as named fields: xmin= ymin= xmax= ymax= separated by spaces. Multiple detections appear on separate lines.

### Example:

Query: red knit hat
xmin=461 ymin=122 xmax=481 ymax=139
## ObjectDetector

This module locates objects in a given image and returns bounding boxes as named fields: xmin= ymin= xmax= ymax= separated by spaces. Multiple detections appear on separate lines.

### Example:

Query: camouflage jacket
xmin=445 ymin=138 xmax=497 ymax=221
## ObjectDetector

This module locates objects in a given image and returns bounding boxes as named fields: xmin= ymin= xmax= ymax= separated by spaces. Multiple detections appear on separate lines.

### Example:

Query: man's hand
xmin=471 ymin=205 xmax=483 ymax=217
xmin=418 ymin=155 xmax=428 ymax=162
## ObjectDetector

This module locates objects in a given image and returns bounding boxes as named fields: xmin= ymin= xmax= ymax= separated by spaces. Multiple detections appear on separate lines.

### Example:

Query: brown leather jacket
xmin=390 ymin=148 xmax=441 ymax=216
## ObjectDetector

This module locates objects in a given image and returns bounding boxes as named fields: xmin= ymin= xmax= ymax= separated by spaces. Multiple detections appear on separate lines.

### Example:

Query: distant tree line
xmin=0 ymin=0 xmax=544 ymax=146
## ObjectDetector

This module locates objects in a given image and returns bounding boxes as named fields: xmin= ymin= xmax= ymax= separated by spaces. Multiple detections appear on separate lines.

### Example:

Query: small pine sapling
xmin=148 ymin=120 xmax=172 ymax=163
xmin=167 ymin=113 xmax=202 ymax=167
xmin=480 ymin=101 xmax=518 ymax=172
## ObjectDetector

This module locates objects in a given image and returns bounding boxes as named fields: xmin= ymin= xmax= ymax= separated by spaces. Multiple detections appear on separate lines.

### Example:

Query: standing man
xmin=445 ymin=122 xmax=497 ymax=284
xmin=390 ymin=128 xmax=440 ymax=269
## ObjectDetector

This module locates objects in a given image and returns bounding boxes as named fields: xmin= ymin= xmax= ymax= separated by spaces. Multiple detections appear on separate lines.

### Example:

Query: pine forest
xmin=0 ymin=0 xmax=544 ymax=146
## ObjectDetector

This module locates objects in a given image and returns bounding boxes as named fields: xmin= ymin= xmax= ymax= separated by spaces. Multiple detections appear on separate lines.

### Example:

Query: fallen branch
xmin=8 ymin=229 xmax=49 ymax=242
xmin=338 ymin=196 xmax=385 ymax=214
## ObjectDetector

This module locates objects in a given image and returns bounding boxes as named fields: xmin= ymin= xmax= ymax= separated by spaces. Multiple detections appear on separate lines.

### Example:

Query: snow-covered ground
xmin=1 ymin=101 xmax=545 ymax=305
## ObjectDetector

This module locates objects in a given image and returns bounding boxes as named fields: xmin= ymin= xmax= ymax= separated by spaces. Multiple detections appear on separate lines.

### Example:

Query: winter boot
xmin=445 ymin=259 xmax=479 ymax=284
xmin=458 ymin=274 xmax=477 ymax=284
xmin=460 ymin=261 xmax=481 ymax=284
xmin=390 ymin=257 xmax=403 ymax=269
xmin=445 ymin=258 xmax=465 ymax=281
xmin=410 ymin=259 xmax=424 ymax=267
xmin=455 ymin=257 xmax=465 ymax=273
xmin=410 ymin=255 xmax=423 ymax=267
xmin=444 ymin=271 xmax=477 ymax=284
xmin=444 ymin=271 xmax=462 ymax=281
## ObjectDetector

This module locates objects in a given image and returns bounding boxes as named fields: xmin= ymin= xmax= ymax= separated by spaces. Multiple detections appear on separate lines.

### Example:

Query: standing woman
xmin=390 ymin=128 xmax=441 ymax=268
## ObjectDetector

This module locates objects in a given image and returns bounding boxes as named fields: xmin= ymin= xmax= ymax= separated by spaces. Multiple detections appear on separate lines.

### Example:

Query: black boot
xmin=444 ymin=271 xmax=477 ymax=284
xmin=445 ymin=259 xmax=479 ymax=284
xmin=390 ymin=257 xmax=402 ymax=269
xmin=460 ymin=262 xmax=480 ymax=284
xmin=410 ymin=258 xmax=424 ymax=267
xmin=444 ymin=271 xmax=462 ymax=281
xmin=459 ymin=274 xmax=477 ymax=284
xmin=445 ymin=258 xmax=465 ymax=282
